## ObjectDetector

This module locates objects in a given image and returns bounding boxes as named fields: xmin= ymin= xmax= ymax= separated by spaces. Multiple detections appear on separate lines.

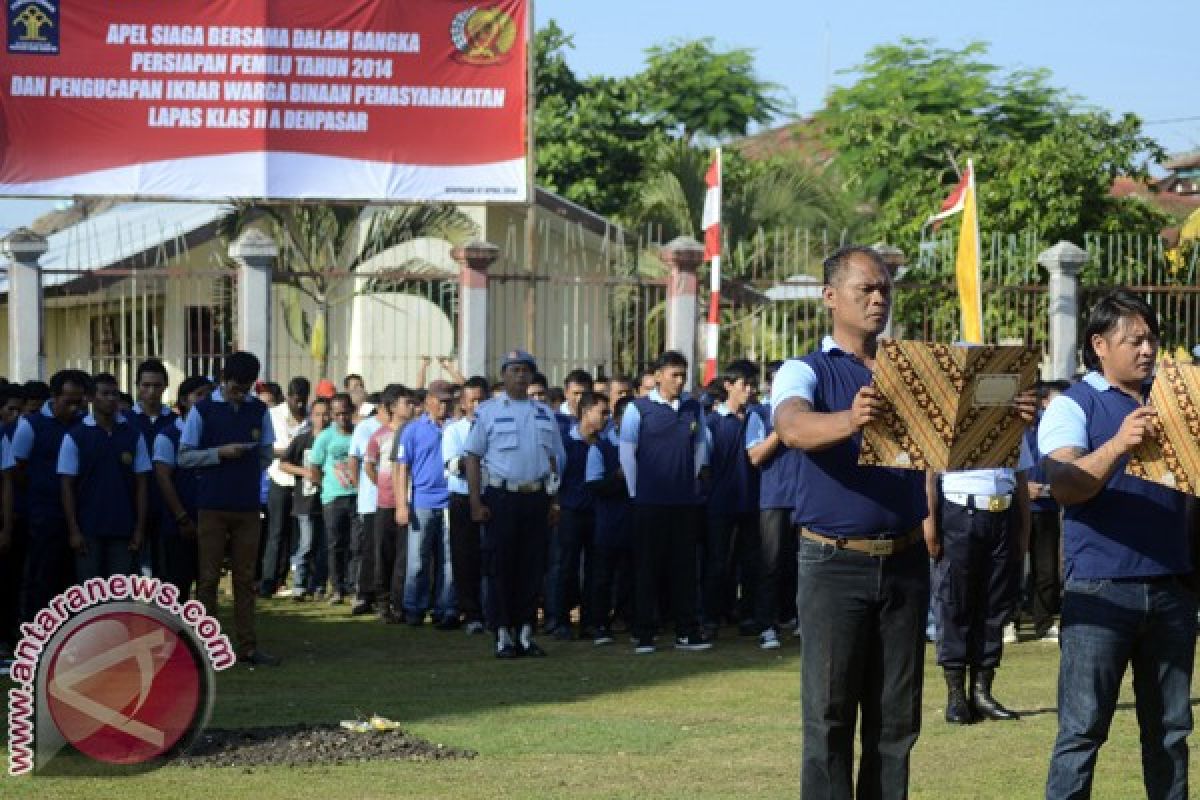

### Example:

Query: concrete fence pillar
xmin=1038 ymin=240 xmax=1088 ymax=381
xmin=872 ymin=242 xmax=908 ymax=339
xmin=3 ymin=227 xmax=48 ymax=382
xmin=660 ymin=236 xmax=705 ymax=389
xmin=230 ymin=228 xmax=278 ymax=380
xmin=451 ymin=240 xmax=499 ymax=380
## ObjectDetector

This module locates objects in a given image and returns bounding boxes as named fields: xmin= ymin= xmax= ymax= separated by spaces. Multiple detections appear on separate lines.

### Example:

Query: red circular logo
xmin=45 ymin=610 xmax=202 ymax=765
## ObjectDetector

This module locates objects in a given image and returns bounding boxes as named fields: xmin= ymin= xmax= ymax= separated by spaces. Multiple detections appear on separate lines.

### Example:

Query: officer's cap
xmin=500 ymin=349 xmax=537 ymax=372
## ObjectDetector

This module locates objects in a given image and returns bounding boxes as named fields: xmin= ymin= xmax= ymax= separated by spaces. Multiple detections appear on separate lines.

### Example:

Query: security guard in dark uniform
xmin=928 ymin=467 xmax=1028 ymax=723
xmin=464 ymin=350 xmax=565 ymax=659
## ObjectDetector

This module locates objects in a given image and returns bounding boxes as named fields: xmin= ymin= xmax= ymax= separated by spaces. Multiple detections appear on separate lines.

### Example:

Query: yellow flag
xmin=955 ymin=160 xmax=984 ymax=343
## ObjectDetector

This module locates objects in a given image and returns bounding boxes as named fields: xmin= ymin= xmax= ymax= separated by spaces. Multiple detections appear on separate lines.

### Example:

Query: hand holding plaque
xmin=1125 ymin=359 xmax=1200 ymax=495
xmin=858 ymin=340 xmax=1040 ymax=471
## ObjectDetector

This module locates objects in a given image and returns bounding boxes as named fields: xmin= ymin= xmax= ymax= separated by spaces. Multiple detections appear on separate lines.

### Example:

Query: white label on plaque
xmin=973 ymin=374 xmax=1019 ymax=407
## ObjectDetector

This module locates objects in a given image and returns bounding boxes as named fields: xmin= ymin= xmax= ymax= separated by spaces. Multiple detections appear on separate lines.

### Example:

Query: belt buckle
xmin=988 ymin=496 xmax=1004 ymax=513
xmin=864 ymin=538 xmax=894 ymax=557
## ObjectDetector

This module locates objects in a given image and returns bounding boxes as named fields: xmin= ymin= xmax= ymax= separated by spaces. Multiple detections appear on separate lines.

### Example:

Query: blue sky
xmin=3 ymin=0 xmax=1196 ymax=231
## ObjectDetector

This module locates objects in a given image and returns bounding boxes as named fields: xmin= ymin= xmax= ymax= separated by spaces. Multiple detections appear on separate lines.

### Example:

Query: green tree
xmin=641 ymin=39 xmax=785 ymax=142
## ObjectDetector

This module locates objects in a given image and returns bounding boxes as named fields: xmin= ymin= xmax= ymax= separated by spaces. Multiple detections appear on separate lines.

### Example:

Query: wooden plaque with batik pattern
xmin=1126 ymin=359 xmax=1200 ymax=496
xmin=858 ymin=340 xmax=1040 ymax=472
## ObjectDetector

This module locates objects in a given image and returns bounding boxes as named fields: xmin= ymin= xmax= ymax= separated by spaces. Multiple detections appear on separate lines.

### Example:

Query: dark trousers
xmin=703 ymin=511 xmax=759 ymax=626
xmin=323 ymin=496 xmax=356 ymax=595
xmin=160 ymin=531 xmax=198 ymax=603
xmin=797 ymin=536 xmax=929 ymax=800
xmin=757 ymin=508 xmax=796 ymax=630
xmin=75 ymin=537 xmax=136 ymax=581
xmin=260 ymin=480 xmax=294 ymax=593
xmin=555 ymin=507 xmax=596 ymax=631
xmin=592 ymin=543 xmax=633 ymax=631
xmin=934 ymin=499 xmax=1021 ymax=669
xmin=483 ymin=487 xmax=548 ymax=630
xmin=0 ymin=515 xmax=29 ymax=646
xmin=633 ymin=504 xmax=700 ymax=639
xmin=448 ymin=493 xmax=483 ymax=623
xmin=22 ymin=520 xmax=74 ymax=623
xmin=374 ymin=508 xmax=406 ymax=609
xmin=353 ymin=511 xmax=376 ymax=602
xmin=1029 ymin=509 xmax=1062 ymax=632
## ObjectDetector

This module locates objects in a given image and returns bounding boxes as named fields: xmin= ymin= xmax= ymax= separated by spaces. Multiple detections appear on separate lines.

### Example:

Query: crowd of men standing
xmin=0 ymin=243 xmax=1195 ymax=799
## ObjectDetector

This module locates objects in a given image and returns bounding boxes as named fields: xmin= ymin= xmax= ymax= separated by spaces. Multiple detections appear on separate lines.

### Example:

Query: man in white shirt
xmin=260 ymin=377 xmax=309 ymax=597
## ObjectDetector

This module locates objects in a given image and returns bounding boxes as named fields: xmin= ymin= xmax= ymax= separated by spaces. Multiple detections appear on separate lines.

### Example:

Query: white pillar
xmin=230 ymin=229 xmax=277 ymax=380
xmin=1038 ymin=240 xmax=1088 ymax=380
xmin=3 ymin=228 xmax=48 ymax=381
xmin=452 ymin=240 xmax=499 ymax=380
xmin=660 ymin=236 xmax=704 ymax=389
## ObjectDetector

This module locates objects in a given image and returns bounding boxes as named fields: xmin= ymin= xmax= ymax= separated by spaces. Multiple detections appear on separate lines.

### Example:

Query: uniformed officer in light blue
xmin=464 ymin=349 xmax=565 ymax=658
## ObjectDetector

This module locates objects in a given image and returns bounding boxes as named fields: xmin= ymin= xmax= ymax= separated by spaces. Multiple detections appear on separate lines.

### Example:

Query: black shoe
xmin=435 ymin=616 xmax=462 ymax=631
xmin=381 ymin=609 xmax=403 ymax=624
xmin=552 ymin=625 xmax=573 ymax=641
xmin=241 ymin=649 xmax=282 ymax=667
xmin=971 ymin=668 xmax=1019 ymax=720
xmin=350 ymin=602 xmax=374 ymax=616
xmin=593 ymin=627 xmax=615 ymax=646
xmin=634 ymin=636 xmax=656 ymax=655
xmin=495 ymin=642 xmax=518 ymax=659
xmin=674 ymin=632 xmax=713 ymax=651
xmin=518 ymin=637 xmax=547 ymax=657
xmin=738 ymin=620 xmax=758 ymax=637
xmin=943 ymin=668 xmax=976 ymax=724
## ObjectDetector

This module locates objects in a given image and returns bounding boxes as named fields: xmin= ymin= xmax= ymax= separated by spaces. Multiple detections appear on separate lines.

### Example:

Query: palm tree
xmin=220 ymin=203 xmax=477 ymax=378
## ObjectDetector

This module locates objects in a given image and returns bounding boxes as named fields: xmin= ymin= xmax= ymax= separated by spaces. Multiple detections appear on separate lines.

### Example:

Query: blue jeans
xmin=797 ymin=537 xmax=929 ymax=800
xmin=1046 ymin=577 xmax=1197 ymax=800
xmin=291 ymin=513 xmax=326 ymax=594
xmin=404 ymin=507 xmax=456 ymax=621
xmin=75 ymin=537 xmax=136 ymax=581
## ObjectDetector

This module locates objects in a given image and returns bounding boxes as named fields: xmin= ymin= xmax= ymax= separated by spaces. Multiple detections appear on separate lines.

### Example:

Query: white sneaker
xmin=1002 ymin=622 xmax=1018 ymax=644
xmin=759 ymin=629 xmax=781 ymax=651
xmin=1038 ymin=624 xmax=1059 ymax=642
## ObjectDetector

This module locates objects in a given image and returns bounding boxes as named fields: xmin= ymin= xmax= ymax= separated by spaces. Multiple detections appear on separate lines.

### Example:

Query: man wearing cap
xmin=465 ymin=350 xmax=566 ymax=658
xmin=395 ymin=380 xmax=457 ymax=627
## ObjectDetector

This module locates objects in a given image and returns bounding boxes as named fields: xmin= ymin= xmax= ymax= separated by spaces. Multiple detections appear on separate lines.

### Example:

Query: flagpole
xmin=702 ymin=147 xmax=721 ymax=385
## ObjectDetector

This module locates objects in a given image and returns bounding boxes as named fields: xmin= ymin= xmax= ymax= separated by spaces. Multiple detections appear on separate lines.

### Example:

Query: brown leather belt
xmin=800 ymin=527 xmax=923 ymax=557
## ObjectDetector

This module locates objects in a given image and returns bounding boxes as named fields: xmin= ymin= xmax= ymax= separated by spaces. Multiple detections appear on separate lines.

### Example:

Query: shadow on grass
xmin=1016 ymin=697 xmax=1200 ymax=719
xmin=201 ymin=596 xmax=800 ymax=732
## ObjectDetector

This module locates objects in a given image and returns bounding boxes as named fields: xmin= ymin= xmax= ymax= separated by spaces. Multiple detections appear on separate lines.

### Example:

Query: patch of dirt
xmin=177 ymin=724 xmax=477 ymax=768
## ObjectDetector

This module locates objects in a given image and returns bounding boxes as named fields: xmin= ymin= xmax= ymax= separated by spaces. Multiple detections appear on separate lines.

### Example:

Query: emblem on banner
xmin=7 ymin=0 xmax=59 ymax=55
xmin=450 ymin=6 xmax=517 ymax=65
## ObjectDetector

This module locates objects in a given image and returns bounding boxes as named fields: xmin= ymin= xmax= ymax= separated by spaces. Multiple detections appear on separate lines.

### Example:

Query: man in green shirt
xmin=309 ymin=392 xmax=358 ymax=604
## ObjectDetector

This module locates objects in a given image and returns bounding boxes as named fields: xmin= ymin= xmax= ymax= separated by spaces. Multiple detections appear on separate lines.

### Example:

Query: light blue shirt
xmin=1039 ymin=373 xmax=1113 ymax=456
xmin=940 ymin=468 xmax=1017 ymax=495
xmin=179 ymin=390 xmax=275 ymax=469
xmin=152 ymin=418 xmax=187 ymax=467
xmin=350 ymin=416 xmax=381 ymax=513
xmin=585 ymin=444 xmax=607 ymax=483
xmin=744 ymin=411 xmax=766 ymax=450
xmin=617 ymin=388 xmax=709 ymax=498
xmin=770 ymin=336 xmax=842 ymax=422
xmin=441 ymin=415 xmax=473 ymax=495
xmin=4 ymin=401 xmax=54 ymax=468
xmin=57 ymin=414 xmax=152 ymax=476
xmin=464 ymin=395 xmax=566 ymax=484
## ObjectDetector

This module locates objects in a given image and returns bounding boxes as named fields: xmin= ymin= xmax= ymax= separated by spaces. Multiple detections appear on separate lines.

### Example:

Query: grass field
xmin=3 ymin=594 xmax=1195 ymax=799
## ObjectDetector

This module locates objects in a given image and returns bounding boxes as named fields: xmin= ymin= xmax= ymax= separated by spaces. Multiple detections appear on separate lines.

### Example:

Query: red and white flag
xmin=926 ymin=163 xmax=972 ymax=229
xmin=702 ymin=149 xmax=721 ymax=384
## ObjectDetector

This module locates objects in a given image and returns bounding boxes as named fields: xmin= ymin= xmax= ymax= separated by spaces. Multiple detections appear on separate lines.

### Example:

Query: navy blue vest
xmin=790 ymin=350 xmax=927 ymax=536
xmin=706 ymin=409 xmax=758 ymax=516
xmin=592 ymin=437 xmax=632 ymax=548
xmin=749 ymin=403 xmax=798 ymax=510
xmin=26 ymin=411 xmax=82 ymax=523
xmin=559 ymin=430 xmax=595 ymax=512
xmin=131 ymin=408 xmax=177 ymax=517
xmin=632 ymin=395 xmax=702 ymax=507
xmin=194 ymin=396 xmax=266 ymax=512
xmin=68 ymin=420 xmax=140 ymax=539
xmin=159 ymin=425 xmax=199 ymax=534
xmin=1060 ymin=380 xmax=1189 ymax=580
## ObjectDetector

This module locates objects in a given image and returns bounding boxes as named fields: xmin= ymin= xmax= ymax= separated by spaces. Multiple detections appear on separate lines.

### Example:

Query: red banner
xmin=0 ymin=0 xmax=528 ymax=201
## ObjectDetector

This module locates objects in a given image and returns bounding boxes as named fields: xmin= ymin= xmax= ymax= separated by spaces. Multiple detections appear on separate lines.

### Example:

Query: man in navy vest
xmin=1040 ymin=290 xmax=1196 ymax=799
xmin=619 ymin=349 xmax=712 ymax=654
xmin=179 ymin=351 xmax=279 ymax=667
xmin=586 ymin=394 xmax=635 ymax=645
xmin=702 ymin=360 xmax=761 ymax=642
xmin=59 ymin=373 xmax=151 ymax=580
xmin=3 ymin=369 xmax=89 ymax=621
xmin=546 ymin=368 xmax=594 ymax=636
xmin=0 ymin=383 xmax=28 ymax=654
xmin=129 ymin=358 xmax=177 ymax=577
xmin=771 ymin=246 xmax=931 ymax=799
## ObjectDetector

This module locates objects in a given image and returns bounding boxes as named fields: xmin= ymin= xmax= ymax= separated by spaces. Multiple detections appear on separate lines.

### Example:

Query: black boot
xmin=943 ymin=667 xmax=975 ymax=724
xmin=971 ymin=667 xmax=1018 ymax=720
